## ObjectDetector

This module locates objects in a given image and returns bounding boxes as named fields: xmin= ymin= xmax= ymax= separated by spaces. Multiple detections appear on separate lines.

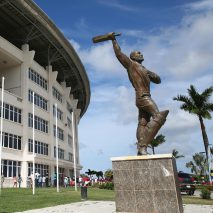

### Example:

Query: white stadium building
xmin=0 ymin=0 xmax=90 ymax=187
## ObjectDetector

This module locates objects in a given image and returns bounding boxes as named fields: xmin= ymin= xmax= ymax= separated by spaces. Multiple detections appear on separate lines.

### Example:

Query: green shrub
xmin=91 ymin=183 xmax=100 ymax=188
xmin=200 ymin=187 xmax=211 ymax=199
xmin=98 ymin=182 xmax=114 ymax=190
xmin=206 ymin=185 xmax=213 ymax=191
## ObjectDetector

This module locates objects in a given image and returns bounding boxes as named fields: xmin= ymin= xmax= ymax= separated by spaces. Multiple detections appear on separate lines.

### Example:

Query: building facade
xmin=0 ymin=0 xmax=90 ymax=187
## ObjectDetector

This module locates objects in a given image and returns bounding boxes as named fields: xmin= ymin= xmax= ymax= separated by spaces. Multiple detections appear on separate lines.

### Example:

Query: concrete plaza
xmin=16 ymin=201 xmax=213 ymax=213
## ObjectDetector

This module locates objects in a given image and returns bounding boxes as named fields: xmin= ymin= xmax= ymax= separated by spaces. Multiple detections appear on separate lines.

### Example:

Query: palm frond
xmin=188 ymin=85 xmax=199 ymax=102
xmin=203 ymin=103 xmax=213 ymax=112
xmin=180 ymin=103 xmax=196 ymax=113
xmin=150 ymin=134 xmax=166 ymax=147
xmin=201 ymin=86 xmax=213 ymax=102
xmin=172 ymin=149 xmax=184 ymax=159
xmin=200 ymin=110 xmax=211 ymax=119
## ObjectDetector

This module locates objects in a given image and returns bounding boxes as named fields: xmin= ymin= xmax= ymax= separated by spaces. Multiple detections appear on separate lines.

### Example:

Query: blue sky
xmin=34 ymin=0 xmax=213 ymax=174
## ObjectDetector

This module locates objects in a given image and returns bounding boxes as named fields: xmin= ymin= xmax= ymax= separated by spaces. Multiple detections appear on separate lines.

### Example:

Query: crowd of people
xmin=1 ymin=173 xmax=94 ymax=188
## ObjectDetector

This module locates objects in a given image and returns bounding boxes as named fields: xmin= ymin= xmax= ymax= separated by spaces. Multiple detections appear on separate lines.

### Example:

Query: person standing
xmin=38 ymin=175 xmax=42 ymax=187
xmin=53 ymin=173 xmax=57 ymax=187
xmin=13 ymin=176 xmax=17 ymax=188
xmin=42 ymin=176 xmax=46 ymax=187
xmin=17 ymin=174 xmax=22 ymax=188
xmin=45 ymin=173 xmax=49 ymax=187
xmin=1 ymin=174 xmax=4 ymax=188
xmin=64 ymin=176 xmax=68 ymax=188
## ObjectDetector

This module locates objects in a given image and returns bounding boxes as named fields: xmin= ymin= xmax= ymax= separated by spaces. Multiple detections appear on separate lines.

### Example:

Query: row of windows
xmin=1 ymin=131 xmax=73 ymax=153
xmin=28 ymin=69 xmax=75 ymax=111
xmin=28 ymin=90 xmax=48 ymax=111
xmin=29 ymin=68 xmax=47 ymax=90
xmin=28 ymin=139 xmax=49 ymax=156
xmin=53 ymin=105 xmax=63 ymax=121
xmin=54 ymin=146 xmax=65 ymax=159
xmin=67 ymin=102 xmax=73 ymax=114
xmin=53 ymin=125 xmax=64 ymax=141
xmin=52 ymin=87 xmax=63 ymax=103
xmin=28 ymin=113 xmax=72 ymax=143
xmin=67 ymin=117 xmax=71 ymax=128
xmin=1 ymin=132 xmax=21 ymax=150
xmin=68 ymin=152 xmax=73 ymax=162
xmin=1 ymin=160 xmax=21 ymax=178
xmin=68 ymin=135 xmax=72 ymax=146
xmin=0 ymin=97 xmax=72 ymax=128
xmin=28 ymin=163 xmax=49 ymax=177
xmin=28 ymin=113 xmax=48 ymax=133
xmin=0 ymin=102 xmax=21 ymax=123
xmin=28 ymin=139 xmax=74 ymax=162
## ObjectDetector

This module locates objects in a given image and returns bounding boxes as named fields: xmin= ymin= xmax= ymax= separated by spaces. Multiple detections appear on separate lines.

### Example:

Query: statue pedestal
xmin=111 ymin=154 xmax=183 ymax=213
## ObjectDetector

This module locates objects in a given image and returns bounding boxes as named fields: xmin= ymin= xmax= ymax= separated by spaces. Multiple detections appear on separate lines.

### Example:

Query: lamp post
xmin=0 ymin=77 xmax=5 ymax=196
xmin=200 ymin=146 xmax=212 ymax=185
xmin=208 ymin=144 xmax=212 ymax=185
xmin=55 ymin=103 xmax=59 ymax=193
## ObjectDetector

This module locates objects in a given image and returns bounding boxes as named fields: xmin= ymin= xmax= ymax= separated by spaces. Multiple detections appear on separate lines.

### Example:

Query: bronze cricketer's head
xmin=130 ymin=51 xmax=144 ymax=63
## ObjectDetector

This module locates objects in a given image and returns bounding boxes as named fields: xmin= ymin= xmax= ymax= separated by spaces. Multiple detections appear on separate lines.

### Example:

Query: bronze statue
xmin=92 ymin=32 xmax=169 ymax=155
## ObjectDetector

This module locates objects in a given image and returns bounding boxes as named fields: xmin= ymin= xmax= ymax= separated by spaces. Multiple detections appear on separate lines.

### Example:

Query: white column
xmin=0 ymin=77 xmax=5 ymax=195
xmin=32 ymin=92 xmax=35 ymax=195
xmin=55 ymin=103 xmax=59 ymax=192
xmin=71 ymin=111 xmax=77 ymax=191
xmin=208 ymin=144 xmax=212 ymax=184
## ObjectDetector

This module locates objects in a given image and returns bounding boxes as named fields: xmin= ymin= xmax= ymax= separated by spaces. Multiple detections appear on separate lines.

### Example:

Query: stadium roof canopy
xmin=0 ymin=0 xmax=90 ymax=117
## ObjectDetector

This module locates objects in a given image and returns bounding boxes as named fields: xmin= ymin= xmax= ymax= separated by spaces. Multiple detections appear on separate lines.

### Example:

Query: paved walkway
xmin=15 ymin=201 xmax=213 ymax=213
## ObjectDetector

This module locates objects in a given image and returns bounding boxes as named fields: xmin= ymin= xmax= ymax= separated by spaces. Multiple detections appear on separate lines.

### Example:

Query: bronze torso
xmin=127 ymin=61 xmax=151 ymax=97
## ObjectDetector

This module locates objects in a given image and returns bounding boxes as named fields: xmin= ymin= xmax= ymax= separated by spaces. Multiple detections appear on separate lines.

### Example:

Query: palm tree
xmin=172 ymin=149 xmax=184 ymax=159
xmin=95 ymin=171 xmax=103 ymax=180
xmin=104 ymin=169 xmax=113 ymax=181
xmin=85 ymin=169 xmax=96 ymax=179
xmin=149 ymin=134 xmax=166 ymax=154
xmin=173 ymin=85 xmax=213 ymax=160
xmin=186 ymin=153 xmax=208 ymax=177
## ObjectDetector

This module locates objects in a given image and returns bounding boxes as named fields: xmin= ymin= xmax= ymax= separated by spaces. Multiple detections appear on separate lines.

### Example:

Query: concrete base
xmin=111 ymin=154 xmax=183 ymax=213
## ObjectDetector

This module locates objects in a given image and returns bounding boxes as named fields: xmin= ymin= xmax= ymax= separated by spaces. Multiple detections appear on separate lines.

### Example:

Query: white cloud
xmin=186 ymin=0 xmax=213 ymax=11
xmin=72 ymin=3 xmax=213 ymax=82
xmin=69 ymin=39 xmax=80 ymax=52
xmin=97 ymin=0 xmax=139 ymax=12
xmin=80 ymin=42 xmax=124 ymax=77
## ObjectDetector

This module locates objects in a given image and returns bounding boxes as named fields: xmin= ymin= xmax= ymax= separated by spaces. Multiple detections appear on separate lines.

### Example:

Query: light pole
xmin=208 ymin=144 xmax=212 ymax=185
xmin=200 ymin=146 xmax=213 ymax=185
xmin=0 ymin=77 xmax=5 ymax=196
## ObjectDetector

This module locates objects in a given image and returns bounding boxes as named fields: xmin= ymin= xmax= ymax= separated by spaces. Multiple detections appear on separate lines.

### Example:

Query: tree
xmin=96 ymin=171 xmax=103 ymax=180
xmin=85 ymin=169 xmax=96 ymax=178
xmin=172 ymin=149 xmax=184 ymax=159
xmin=149 ymin=134 xmax=166 ymax=154
xmin=104 ymin=169 xmax=113 ymax=181
xmin=186 ymin=153 xmax=208 ymax=177
xmin=173 ymin=85 xmax=213 ymax=160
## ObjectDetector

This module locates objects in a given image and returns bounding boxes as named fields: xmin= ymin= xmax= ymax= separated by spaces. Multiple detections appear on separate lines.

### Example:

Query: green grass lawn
xmin=182 ymin=195 xmax=213 ymax=205
xmin=0 ymin=187 xmax=212 ymax=213
xmin=0 ymin=187 xmax=115 ymax=213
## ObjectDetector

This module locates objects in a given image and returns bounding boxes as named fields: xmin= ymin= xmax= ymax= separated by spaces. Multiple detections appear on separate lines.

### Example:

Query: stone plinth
xmin=111 ymin=154 xmax=183 ymax=213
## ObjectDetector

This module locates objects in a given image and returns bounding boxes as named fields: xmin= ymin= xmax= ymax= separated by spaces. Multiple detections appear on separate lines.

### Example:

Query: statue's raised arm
xmin=93 ymin=32 xmax=131 ymax=69
xmin=111 ymin=35 xmax=131 ymax=69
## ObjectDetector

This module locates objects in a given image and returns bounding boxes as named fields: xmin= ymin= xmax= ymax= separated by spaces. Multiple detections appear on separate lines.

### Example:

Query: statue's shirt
xmin=127 ymin=61 xmax=151 ymax=97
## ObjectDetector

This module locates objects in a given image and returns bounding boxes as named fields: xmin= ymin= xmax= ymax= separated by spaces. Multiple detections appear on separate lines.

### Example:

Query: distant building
xmin=0 ymin=0 xmax=90 ymax=187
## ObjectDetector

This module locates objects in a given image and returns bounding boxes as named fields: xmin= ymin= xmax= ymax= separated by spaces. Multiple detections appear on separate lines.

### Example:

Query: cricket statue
xmin=92 ymin=32 xmax=169 ymax=155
